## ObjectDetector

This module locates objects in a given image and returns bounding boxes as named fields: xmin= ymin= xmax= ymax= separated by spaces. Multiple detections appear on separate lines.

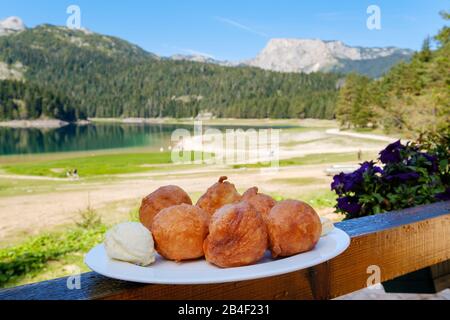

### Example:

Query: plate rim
xmin=85 ymin=227 xmax=350 ymax=285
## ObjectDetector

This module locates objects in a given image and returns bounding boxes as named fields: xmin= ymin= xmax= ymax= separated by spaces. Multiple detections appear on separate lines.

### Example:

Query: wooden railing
xmin=1 ymin=201 xmax=449 ymax=300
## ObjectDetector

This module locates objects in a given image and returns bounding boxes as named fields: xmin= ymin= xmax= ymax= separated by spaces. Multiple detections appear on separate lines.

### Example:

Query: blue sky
xmin=1 ymin=0 xmax=448 ymax=60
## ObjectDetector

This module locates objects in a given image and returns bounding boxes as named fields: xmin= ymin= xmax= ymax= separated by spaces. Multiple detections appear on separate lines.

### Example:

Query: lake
xmin=0 ymin=122 xmax=286 ymax=155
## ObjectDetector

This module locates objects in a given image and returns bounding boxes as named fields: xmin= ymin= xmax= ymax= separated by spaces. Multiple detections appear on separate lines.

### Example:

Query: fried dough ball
xmin=204 ymin=201 xmax=268 ymax=268
xmin=152 ymin=204 xmax=210 ymax=261
xmin=139 ymin=185 xmax=192 ymax=231
xmin=266 ymin=200 xmax=322 ymax=258
xmin=196 ymin=176 xmax=241 ymax=216
xmin=242 ymin=187 xmax=276 ymax=222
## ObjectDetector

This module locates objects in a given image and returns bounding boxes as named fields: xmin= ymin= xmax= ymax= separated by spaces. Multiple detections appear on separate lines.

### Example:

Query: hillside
xmin=0 ymin=24 xmax=341 ymax=121
xmin=336 ymin=12 xmax=450 ymax=137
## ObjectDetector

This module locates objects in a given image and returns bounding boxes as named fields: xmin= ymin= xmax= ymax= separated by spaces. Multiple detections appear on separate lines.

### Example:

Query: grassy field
xmin=0 ymin=148 xmax=378 ymax=181
xmin=0 ymin=212 xmax=107 ymax=288
xmin=0 ymin=178 xmax=65 ymax=197
xmin=232 ymin=151 xmax=377 ymax=169
xmin=0 ymin=152 xmax=216 ymax=178
xmin=0 ymin=148 xmax=379 ymax=200
xmin=1 ymin=152 xmax=173 ymax=178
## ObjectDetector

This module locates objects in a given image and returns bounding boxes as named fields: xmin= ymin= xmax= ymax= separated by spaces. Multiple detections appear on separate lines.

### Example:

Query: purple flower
xmin=331 ymin=161 xmax=383 ymax=194
xmin=331 ymin=171 xmax=361 ymax=194
xmin=373 ymin=166 xmax=384 ymax=175
xmin=358 ymin=161 xmax=384 ymax=175
xmin=436 ymin=188 xmax=450 ymax=201
xmin=384 ymin=172 xmax=420 ymax=182
xmin=379 ymin=140 xmax=405 ymax=164
xmin=337 ymin=196 xmax=362 ymax=215
xmin=331 ymin=173 xmax=346 ymax=194
xmin=348 ymin=162 xmax=382 ymax=188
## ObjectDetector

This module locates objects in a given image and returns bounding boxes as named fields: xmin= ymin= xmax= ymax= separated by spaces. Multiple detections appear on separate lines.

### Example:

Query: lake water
xmin=0 ymin=122 xmax=284 ymax=155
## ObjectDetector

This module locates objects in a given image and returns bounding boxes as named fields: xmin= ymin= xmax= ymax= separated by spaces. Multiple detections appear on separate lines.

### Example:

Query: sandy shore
xmin=0 ymin=119 xmax=69 ymax=128
xmin=89 ymin=117 xmax=337 ymax=128
xmin=326 ymin=129 xmax=399 ymax=143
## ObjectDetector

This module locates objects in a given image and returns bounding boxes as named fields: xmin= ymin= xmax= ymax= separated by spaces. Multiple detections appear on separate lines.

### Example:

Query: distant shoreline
xmin=0 ymin=117 xmax=337 ymax=129
xmin=0 ymin=119 xmax=90 ymax=129
xmin=89 ymin=117 xmax=336 ymax=128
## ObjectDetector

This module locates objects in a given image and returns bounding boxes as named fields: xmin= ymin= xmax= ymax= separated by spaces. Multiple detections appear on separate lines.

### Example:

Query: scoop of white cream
xmin=320 ymin=217 xmax=335 ymax=237
xmin=104 ymin=222 xmax=156 ymax=266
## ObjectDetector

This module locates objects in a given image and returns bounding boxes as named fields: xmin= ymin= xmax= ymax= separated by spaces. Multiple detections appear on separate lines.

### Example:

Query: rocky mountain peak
xmin=0 ymin=16 xmax=26 ymax=36
xmin=248 ymin=38 xmax=414 ymax=75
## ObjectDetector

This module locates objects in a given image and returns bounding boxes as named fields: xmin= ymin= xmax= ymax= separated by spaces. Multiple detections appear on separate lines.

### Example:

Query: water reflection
xmin=0 ymin=123 xmax=191 ymax=155
xmin=0 ymin=122 xmax=288 ymax=156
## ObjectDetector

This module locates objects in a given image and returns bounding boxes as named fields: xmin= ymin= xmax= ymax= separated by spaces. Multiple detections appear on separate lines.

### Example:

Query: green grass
xmin=0 ymin=207 xmax=108 ymax=288
xmin=269 ymin=189 xmax=338 ymax=209
xmin=0 ymin=224 xmax=107 ymax=288
xmin=303 ymin=190 xmax=338 ymax=209
xmin=0 ymin=178 xmax=65 ymax=197
xmin=8 ymin=251 xmax=91 ymax=288
xmin=232 ymin=152 xmax=377 ymax=169
xmin=1 ymin=152 xmax=212 ymax=178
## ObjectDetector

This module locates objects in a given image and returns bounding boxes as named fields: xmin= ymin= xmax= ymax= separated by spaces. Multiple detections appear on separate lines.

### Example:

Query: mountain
xmin=170 ymin=39 xmax=414 ymax=78
xmin=169 ymin=54 xmax=242 ymax=67
xmin=248 ymin=39 xmax=413 ymax=77
xmin=170 ymin=54 xmax=220 ymax=64
xmin=0 ymin=16 xmax=26 ymax=36
xmin=0 ymin=20 xmax=341 ymax=121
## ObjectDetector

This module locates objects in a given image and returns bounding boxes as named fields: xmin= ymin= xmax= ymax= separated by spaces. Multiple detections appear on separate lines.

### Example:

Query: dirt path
xmin=326 ymin=129 xmax=398 ymax=142
xmin=0 ymin=174 xmax=67 ymax=181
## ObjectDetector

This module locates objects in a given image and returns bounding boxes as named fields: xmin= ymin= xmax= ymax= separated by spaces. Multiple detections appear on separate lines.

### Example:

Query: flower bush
xmin=331 ymin=137 xmax=449 ymax=220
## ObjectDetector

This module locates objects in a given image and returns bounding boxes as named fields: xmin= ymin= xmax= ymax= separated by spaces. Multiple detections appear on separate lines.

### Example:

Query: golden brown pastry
xmin=139 ymin=185 xmax=192 ymax=231
xmin=196 ymin=176 xmax=241 ymax=216
xmin=203 ymin=201 xmax=268 ymax=268
xmin=266 ymin=200 xmax=322 ymax=258
xmin=242 ymin=187 xmax=276 ymax=222
xmin=152 ymin=204 xmax=209 ymax=261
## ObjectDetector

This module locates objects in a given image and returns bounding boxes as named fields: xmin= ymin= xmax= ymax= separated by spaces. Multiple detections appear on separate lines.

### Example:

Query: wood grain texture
xmin=0 ymin=201 xmax=449 ymax=300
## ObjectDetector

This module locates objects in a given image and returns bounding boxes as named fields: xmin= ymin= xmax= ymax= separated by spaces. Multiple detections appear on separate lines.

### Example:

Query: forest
xmin=0 ymin=80 xmax=81 ymax=121
xmin=336 ymin=12 xmax=449 ymax=137
xmin=0 ymin=25 xmax=340 ymax=121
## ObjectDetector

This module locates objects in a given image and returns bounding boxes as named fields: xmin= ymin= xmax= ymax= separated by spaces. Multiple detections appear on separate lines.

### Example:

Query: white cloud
xmin=214 ymin=16 xmax=268 ymax=38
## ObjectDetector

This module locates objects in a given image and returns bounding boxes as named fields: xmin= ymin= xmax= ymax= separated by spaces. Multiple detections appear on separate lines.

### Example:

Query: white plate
xmin=85 ymin=228 xmax=350 ymax=285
